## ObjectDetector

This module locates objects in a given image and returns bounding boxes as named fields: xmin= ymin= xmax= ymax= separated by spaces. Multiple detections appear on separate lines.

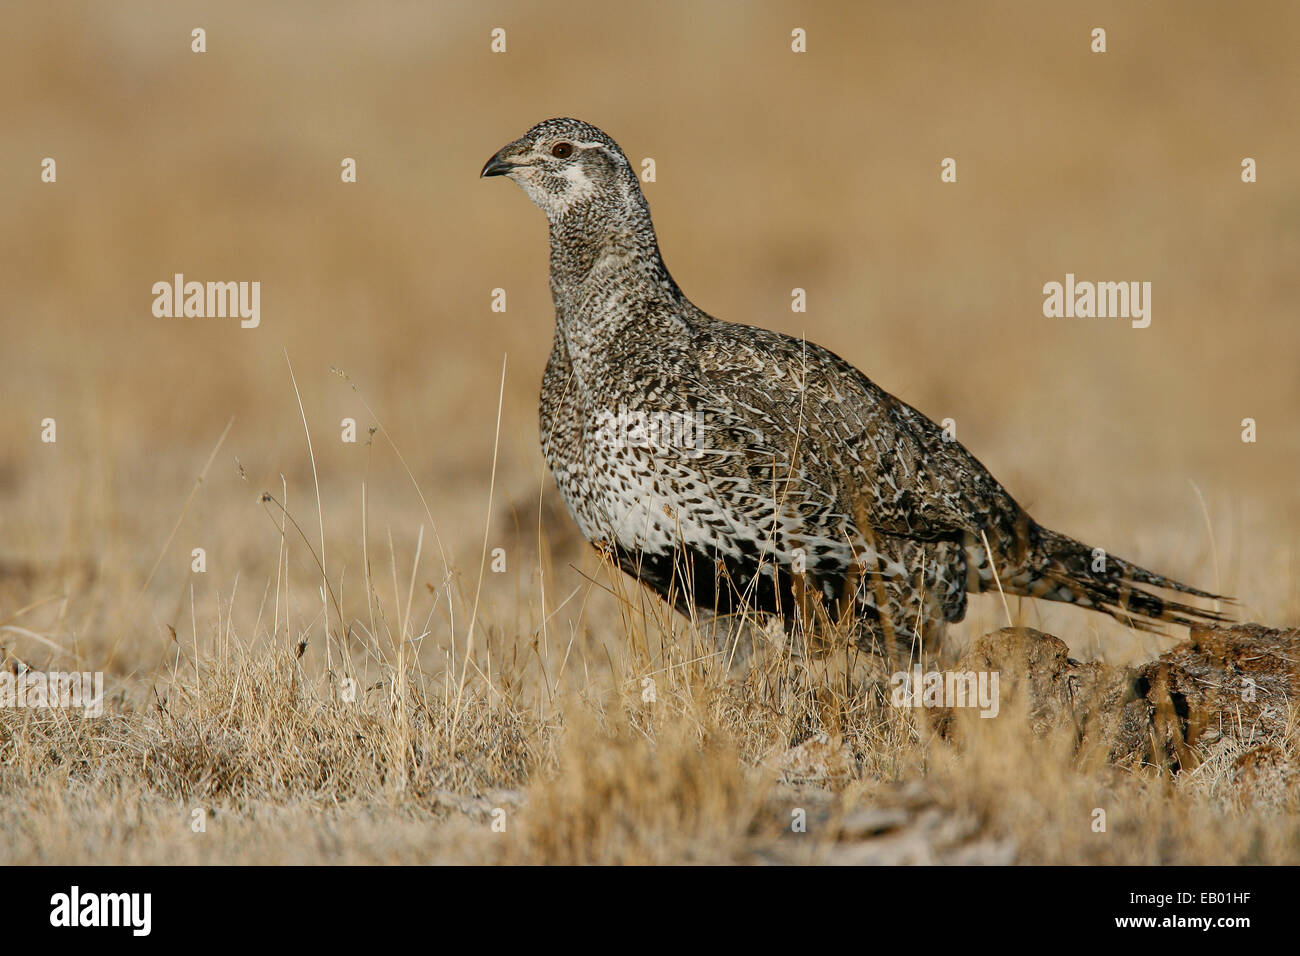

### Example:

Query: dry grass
xmin=2 ymin=0 xmax=1299 ymax=864
xmin=5 ymin=599 xmax=1298 ymax=864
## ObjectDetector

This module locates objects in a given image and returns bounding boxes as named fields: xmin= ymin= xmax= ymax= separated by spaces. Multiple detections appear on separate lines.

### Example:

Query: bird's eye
xmin=551 ymin=142 xmax=573 ymax=159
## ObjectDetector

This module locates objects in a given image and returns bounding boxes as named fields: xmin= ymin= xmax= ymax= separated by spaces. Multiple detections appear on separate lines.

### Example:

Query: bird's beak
xmin=480 ymin=150 xmax=518 ymax=178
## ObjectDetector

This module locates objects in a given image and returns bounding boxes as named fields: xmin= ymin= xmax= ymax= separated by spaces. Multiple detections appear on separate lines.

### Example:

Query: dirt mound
xmin=945 ymin=623 xmax=1299 ymax=804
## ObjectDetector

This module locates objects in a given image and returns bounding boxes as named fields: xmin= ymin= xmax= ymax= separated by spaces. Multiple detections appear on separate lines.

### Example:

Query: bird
xmin=480 ymin=117 xmax=1231 ymax=658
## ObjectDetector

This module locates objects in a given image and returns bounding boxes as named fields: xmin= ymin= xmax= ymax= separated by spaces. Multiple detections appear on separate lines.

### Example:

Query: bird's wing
xmin=671 ymin=323 xmax=1008 ymax=548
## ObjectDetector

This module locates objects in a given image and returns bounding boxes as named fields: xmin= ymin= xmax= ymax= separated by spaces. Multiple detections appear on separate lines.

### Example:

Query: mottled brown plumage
xmin=482 ymin=118 xmax=1231 ymax=654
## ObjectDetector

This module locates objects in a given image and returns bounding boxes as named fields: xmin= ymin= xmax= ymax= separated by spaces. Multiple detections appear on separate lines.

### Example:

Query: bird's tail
xmin=1006 ymin=524 xmax=1234 ymax=632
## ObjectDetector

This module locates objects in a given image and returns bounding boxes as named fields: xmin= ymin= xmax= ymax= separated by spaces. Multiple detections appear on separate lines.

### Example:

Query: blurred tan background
xmin=2 ymin=0 xmax=1298 ymax=678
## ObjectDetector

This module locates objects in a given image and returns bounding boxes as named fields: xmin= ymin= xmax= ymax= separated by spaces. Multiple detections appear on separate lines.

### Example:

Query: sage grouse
xmin=481 ymin=118 xmax=1230 ymax=655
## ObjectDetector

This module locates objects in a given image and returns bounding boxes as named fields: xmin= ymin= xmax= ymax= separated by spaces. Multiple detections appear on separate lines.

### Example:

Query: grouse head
xmin=480 ymin=118 xmax=640 ymax=223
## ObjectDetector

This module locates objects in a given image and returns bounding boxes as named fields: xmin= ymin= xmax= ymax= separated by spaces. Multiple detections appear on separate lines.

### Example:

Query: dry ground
xmin=2 ymin=1 xmax=1298 ymax=864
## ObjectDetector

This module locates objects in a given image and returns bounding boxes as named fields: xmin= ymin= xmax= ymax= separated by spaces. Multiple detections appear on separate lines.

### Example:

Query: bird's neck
xmin=547 ymin=194 xmax=689 ymax=371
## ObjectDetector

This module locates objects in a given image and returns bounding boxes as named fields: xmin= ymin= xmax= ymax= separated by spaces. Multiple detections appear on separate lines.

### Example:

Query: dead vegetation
xmin=3 ymin=587 xmax=1297 ymax=864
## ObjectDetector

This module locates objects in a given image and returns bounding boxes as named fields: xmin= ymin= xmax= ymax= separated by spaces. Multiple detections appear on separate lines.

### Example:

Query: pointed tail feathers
xmin=1018 ymin=526 xmax=1233 ymax=632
